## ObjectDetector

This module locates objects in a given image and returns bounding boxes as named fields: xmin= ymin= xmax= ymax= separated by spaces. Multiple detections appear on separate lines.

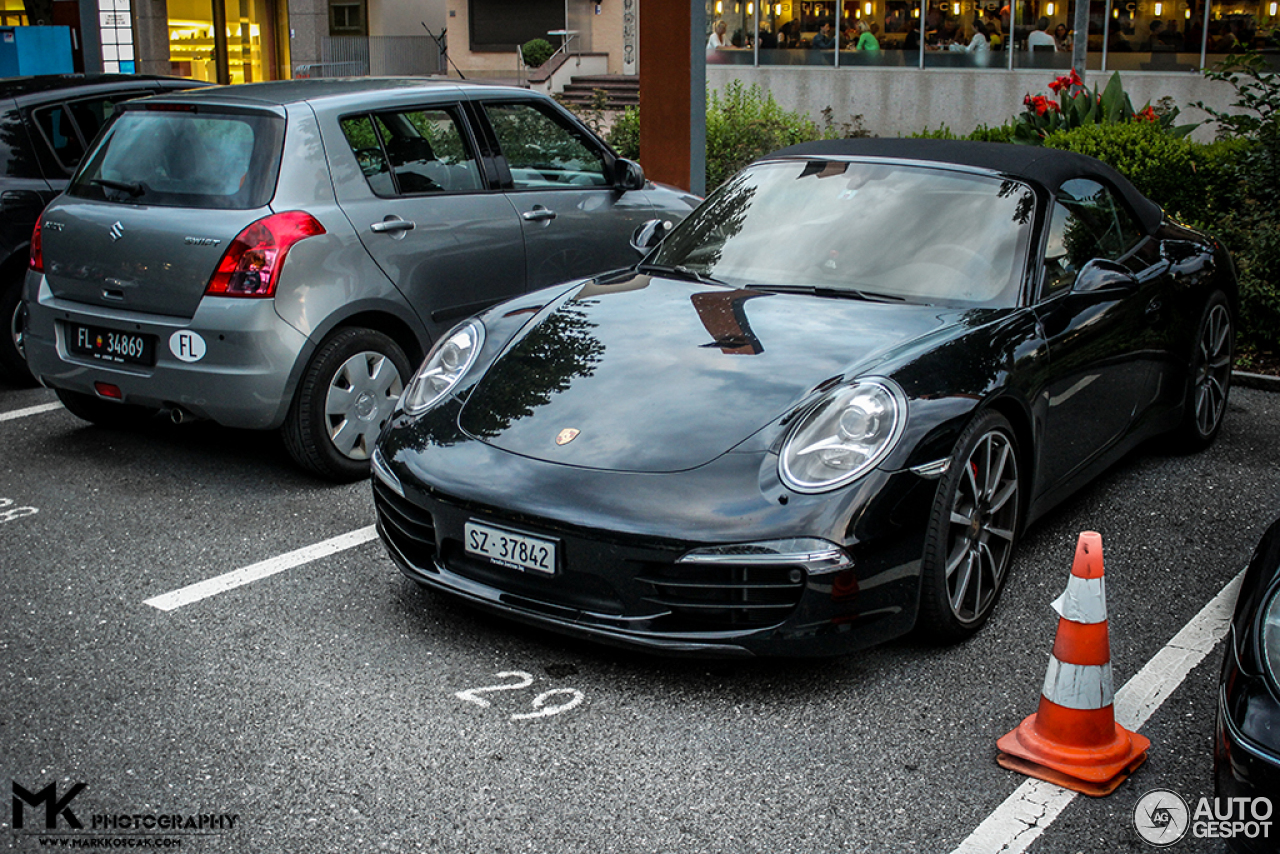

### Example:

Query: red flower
xmin=1049 ymin=69 xmax=1085 ymax=95
xmin=1024 ymin=95 xmax=1059 ymax=117
xmin=1137 ymin=105 xmax=1158 ymax=122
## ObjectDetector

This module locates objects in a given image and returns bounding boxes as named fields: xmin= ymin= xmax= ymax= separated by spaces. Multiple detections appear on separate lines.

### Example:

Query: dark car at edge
xmin=0 ymin=73 xmax=207 ymax=385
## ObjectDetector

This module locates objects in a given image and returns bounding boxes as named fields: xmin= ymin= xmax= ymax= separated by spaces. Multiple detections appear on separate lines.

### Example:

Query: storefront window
xmin=704 ymin=0 xmax=1276 ymax=67
xmin=0 ymin=0 xmax=28 ymax=26
xmin=168 ymin=0 xmax=280 ymax=84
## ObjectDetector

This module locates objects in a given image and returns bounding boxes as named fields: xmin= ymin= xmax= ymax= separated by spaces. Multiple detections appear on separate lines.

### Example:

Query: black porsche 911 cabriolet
xmin=370 ymin=139 xmax=1237 ymax=657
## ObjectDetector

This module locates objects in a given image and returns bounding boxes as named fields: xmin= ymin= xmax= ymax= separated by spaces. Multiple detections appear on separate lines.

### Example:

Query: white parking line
xmin=950 ymin=569 xmax=1245 ymax=854
xmin=144 ymin=525 xmax=378 ymax=612
xmin=0 ymin=402 xmax=62 ymax=423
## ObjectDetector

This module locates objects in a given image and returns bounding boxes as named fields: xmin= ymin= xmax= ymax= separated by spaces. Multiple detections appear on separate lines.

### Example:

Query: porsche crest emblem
xmin=555 ymin=428 xmax=580 ymax=446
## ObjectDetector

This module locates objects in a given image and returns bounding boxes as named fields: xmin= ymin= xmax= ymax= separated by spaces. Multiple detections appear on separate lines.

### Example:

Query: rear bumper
xmin=24 ymin=273 xmax=309 ymax=429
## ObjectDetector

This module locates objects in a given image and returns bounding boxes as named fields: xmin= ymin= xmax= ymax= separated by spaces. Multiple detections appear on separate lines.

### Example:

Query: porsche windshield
xmin=651 ymin=159 xmax=1036 ymax=307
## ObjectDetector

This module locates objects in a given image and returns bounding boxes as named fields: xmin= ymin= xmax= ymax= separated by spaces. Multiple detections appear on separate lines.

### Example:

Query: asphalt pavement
xmin=2 ymin=378 xmax=1277 ymax=853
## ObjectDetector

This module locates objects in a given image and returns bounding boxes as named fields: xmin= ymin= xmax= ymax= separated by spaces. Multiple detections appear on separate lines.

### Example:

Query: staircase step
xmin=559 ymin=74 xmax=639 ymax=110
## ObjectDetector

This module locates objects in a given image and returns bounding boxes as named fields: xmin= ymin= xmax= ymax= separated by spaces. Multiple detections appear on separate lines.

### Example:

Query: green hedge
xmin=602 ymin=81 xmax=865 ymax=191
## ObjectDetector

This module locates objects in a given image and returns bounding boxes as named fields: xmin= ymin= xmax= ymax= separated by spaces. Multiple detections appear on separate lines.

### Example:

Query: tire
xmin=0 ymin=277 xmax=36 ymax=386
xmin=55 ymin=388 xmax=156 ymax=430
xmin=917 ymin=410 xmax=1022 ymax=643
xmin=1167 ymin=290 xmax=1233 ymax=453
xmin=282 ymin=327 xmax=410 ymax=482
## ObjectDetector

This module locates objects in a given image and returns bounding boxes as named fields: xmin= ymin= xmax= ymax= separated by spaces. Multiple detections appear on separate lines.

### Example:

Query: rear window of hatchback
xmin=68 ymin=105 xmax=284 ymax=210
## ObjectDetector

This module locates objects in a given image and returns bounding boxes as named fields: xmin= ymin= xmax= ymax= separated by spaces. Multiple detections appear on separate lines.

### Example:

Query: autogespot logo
xmin=1134 ymin=789 xmax=1191 ymax=847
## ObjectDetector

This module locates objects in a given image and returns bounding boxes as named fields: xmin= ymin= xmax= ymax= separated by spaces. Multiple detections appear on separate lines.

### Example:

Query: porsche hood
xmin=457 ymin=275 xmax=969 ymax=473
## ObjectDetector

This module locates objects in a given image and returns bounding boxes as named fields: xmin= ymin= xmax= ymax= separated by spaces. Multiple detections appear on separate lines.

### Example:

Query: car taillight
xmin=205 ymin=211 xmax=325 ymax=298
xmin=29 ymin=214 xmax=43 ymax=273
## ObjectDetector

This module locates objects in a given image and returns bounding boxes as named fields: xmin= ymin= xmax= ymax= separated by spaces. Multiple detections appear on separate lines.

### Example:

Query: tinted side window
xmin=341 ymin=115 xmax=394 ymax=195
xmin=482 ymin=102 xmax=608 ymax=189
xmin=1041 ymin=178 xmax=1143 ymax=297
xmin=342 ymin=107 xmax=480 ymax=196
xmin=32 ymin=104 xmax=85 ymax=174
xmin=67 ymin=96 xmax=122 ymax=149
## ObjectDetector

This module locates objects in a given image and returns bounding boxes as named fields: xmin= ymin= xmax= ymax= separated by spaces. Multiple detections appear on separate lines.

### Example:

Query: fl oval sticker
xmin=169 ymin=330 xmax=207 ymax=363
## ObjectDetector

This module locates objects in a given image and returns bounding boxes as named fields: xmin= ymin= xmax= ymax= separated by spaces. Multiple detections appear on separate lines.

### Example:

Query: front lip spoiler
xmin=378 ymin=520 xmax=758 ymax=658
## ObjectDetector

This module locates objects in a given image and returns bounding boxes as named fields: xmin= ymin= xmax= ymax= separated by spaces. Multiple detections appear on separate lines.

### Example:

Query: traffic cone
xmin=995 ymin=531 xmax=1150 ymax=797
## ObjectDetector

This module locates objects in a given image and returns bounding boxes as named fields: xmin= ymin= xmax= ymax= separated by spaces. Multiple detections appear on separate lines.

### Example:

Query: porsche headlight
xmin=1264 ymin=586 xmax=1280 ymax=691
xmin=401 ymin=319 xmax=485 ymax=416
xmin=780 ymin=379 xmax=906 ymax=493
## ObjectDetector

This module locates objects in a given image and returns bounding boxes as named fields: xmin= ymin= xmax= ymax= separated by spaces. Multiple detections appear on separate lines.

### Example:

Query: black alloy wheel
xmin=918 ymin=410 xmax=1021 ymax=642
xmin=1 ymin=279 xmax=36 ymax=386
xmin=1170 ymin=290 xmax=1233 ymax=452
xmin=283 ymin=327 xmax=411 ymax=482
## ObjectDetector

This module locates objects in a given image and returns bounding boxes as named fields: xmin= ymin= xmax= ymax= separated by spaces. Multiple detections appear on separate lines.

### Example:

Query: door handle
xmin=371 ymin=218 xmax=415 ymax=234
xmin=522 ymin=206 xmax=557 ymax=223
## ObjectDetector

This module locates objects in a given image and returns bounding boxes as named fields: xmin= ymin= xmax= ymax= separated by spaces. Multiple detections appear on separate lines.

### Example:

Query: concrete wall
xmin=707 ymin=65 xmax=1239 ymax=141
xmin=370 ymin=0 xmax=444 ymax=40
xmin=286 ymin=0 xmax=327 ymax=73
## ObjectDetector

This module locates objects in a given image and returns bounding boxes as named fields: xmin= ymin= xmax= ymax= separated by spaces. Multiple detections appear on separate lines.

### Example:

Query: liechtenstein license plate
xmin=67 ymin=323 xmax=156 ymax=367
xmin=464 ymin=521 xmax=557 ymax=575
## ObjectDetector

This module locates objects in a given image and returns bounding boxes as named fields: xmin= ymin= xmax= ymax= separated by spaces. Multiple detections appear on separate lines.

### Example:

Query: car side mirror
xmin=630 ymin=219 xmax=673 ymax=255
xmin=614 ymin=158 xmax=646 ymax=192
xmin=1073 ymin=259 xmax=1138 ymax=294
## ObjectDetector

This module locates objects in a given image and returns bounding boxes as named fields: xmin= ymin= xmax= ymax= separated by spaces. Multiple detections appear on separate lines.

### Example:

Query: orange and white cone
xmin=995 ymin=531 xmax=1150 ymax=797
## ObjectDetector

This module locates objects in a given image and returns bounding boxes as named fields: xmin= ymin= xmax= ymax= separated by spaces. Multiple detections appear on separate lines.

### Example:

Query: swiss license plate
xmin=464 ymin=521 xmax=557 ymax=575
xmin=68 ymin=323 xmax=155 ymax=367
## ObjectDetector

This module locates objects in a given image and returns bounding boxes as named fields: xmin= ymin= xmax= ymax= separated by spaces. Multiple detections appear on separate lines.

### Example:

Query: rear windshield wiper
xmin=745 ymin=283 xmax=908 ymax=303
xmin=637 ymin=262 xmax=725 ymax=285
xmin=90 ymin=178 xmax=145 ymax=198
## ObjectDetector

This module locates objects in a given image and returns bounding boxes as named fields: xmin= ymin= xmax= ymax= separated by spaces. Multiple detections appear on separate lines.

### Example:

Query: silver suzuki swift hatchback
xmin=24 ymin=78 xmax=696 ymax=480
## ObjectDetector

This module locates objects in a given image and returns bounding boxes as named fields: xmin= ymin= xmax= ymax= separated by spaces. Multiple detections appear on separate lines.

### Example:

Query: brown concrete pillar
xmin=638 ymin=0 xmax=705 ymax=195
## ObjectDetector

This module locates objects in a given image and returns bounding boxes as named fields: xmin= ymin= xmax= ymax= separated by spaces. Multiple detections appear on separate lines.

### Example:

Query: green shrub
xmin=1041 ymin=122 xmax=1234 ymax=222
xmin=603 ymin=81 xmax=849 ymax=191
xmin=704 ymin=80 xmax=825 ymax=189
xmin=909 ymin=122 xmax=1015 ymax=142
xmin=521 ymin=39 xmax=555 ymax=69
xmin=604 ymin=105 xmax=640 ymax=159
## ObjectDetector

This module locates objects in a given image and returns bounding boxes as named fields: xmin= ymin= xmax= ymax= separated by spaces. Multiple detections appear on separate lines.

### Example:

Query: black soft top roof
xmin=762 ymin=138 xmax=1164 ymax=234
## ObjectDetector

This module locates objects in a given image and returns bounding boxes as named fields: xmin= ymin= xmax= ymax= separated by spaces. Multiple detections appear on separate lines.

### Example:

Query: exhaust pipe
xmin=168 ymin=406 xmax=189 ymax=425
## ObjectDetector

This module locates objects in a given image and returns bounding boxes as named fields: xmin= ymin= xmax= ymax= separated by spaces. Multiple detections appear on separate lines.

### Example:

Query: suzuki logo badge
xmin=555 ymin=428 xmax=580 ymax=446
xmin=108 ymin=221 xmax=124 ymax=242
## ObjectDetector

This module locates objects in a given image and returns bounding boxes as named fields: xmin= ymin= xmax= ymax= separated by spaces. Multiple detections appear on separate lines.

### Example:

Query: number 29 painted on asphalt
xmin=454 ymin=671 xmax=585 ymax=721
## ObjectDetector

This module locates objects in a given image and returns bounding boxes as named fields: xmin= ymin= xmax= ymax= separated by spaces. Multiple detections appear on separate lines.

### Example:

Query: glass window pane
xmin=341 ymin=115 xmax=394 ymax=195
xmin=484 ymin=103 xmax=608 ymax=189
xmin=67 ymin=98 xmax=123 ymax=153
xmin=372 ymin=108 xmax=481 ymax=195
xmin=1051 ymin=178 xmax=1143 ymax=273
xmin=31 ymin=105 xmax=84 ymax=174
xmin=654 ymin=159 xmax=1035 ymax=307
xmin=69 ymin=110 xmax=283 ymax=210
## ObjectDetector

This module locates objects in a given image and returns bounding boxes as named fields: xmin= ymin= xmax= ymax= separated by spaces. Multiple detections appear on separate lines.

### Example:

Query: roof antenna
xmin=422 ymin=23 xmax=465 ymax=79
